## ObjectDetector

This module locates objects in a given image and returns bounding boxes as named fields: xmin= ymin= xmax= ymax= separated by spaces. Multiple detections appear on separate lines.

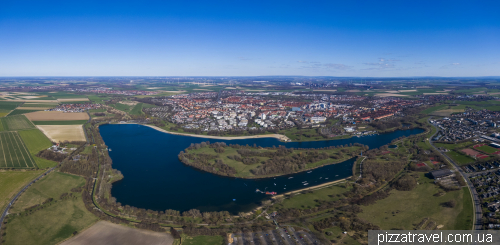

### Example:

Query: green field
xmin=446 ymin=151 xmax=474 ymax=165
xmin=476 ymin=145 xmax=498 ymax=154
xmin=0 ymin=101 xmax=22 ymax=110
xmin=0 ymin=114 xmax=35 ymax=131
xmin=182 ymin=235 xmax=224 ymax=245
xmin=19 ymin=103 xmax=58 ymax=108
xmin=33 ymin=120 xmax=88 ymax=125
xmin=88 ymin=95 xmax=114 ymax=103
xmin=5 ymin=109 xmax=41 ymax=116
xmin=0 ymin=170 xmax=44 ymax=217
xmin=110 ymin=102 xmax=132 ymax=113
xmin=421 ymin=104 xmax=447 ymax=114
xmin=358 ymin=173 xmax=472 ymax=230
xmin=18 ymin=129 xmax=57 ymax=168
xmin=129 ymin=102 xmax=156 ymax=115
xmin=4 ymin=172 xmax=98 ymax=245
xmin=0 ymin=131 xmax=37 ymax=168
xmin=276 ymin=184 xmax=350 ymax=210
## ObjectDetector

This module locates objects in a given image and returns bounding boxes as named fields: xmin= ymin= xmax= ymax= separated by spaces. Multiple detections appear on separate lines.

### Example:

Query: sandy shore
xmin=142 ymin=124 xmax=291 ymax=141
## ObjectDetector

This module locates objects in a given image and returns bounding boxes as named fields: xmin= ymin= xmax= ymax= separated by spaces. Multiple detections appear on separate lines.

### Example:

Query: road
xmin=0 ymin=167 xmax=56 ymax=230
xmin=428 ymin=120 xmax=482 ymax=230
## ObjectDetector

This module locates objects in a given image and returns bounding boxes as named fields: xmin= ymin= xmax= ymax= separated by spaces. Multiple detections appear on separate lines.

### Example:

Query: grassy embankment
xmin=185 ymin=145 xmax=361 ymax=178
xmin=4 ymin=171 xmax=98 ymax=245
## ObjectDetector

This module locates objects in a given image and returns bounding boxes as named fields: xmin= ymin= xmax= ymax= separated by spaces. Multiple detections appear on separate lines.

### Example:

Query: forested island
xmin=178 ymin=142 xmax=369 ymax=178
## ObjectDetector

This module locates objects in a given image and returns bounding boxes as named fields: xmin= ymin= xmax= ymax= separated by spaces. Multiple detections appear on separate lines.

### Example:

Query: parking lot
xmin=231 ymin=227 xmax=319 ymax=245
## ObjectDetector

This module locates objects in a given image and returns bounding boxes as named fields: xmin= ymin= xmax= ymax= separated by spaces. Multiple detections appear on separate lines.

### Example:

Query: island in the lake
xmin=179 ymin=141 xmax=368 ymax=178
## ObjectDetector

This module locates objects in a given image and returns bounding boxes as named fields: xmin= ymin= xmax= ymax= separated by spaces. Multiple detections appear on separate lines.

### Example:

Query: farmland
xmin=0 ymin=101 xmax=22 ymax=110
xmin=25 ymin=111 xmax=89 ymax=121
xmin=18 ymin=129 xmax=57 ymax=168
xmin=37 ymin=125 xmax=87 ymax=142
xmin=4 ymin=172 xmax=99 ymax=245
xmin=33 ymin=120 xmax=88 ymax=125
xmin=60 ymin=221 xmax=174 ymax=245
xmin=6 ymin=109 xmax=40 ymax=116
xmin=0 ymin=131 xmax=38 ymax=168
xmin=0 ymin=115 xmax=35 ymax=131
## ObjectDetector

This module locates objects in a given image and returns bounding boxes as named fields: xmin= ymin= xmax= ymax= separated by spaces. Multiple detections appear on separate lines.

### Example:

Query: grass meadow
xmin=0 ymin=170 xmax=44 ymax=217
xmin=358 ymin=173 xmax=472 ymax=230
xmin=4 ymin=172 xmax=98 ymax=245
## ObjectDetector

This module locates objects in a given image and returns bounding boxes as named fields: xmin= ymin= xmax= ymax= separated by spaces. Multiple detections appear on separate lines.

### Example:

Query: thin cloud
xmin=440 ymin=63 xmax=461 ymax=69
xmin=362 ymin=58 xmax=399 ymax=69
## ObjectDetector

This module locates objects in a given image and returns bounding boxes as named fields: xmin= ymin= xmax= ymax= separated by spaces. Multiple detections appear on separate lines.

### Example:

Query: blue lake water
xmin=100 ymin=124 xmax=424 ymax=213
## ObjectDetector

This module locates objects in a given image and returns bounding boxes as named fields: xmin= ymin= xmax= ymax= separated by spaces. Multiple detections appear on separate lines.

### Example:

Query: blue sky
xmin=1 ymin=0 xmax=499 ymax=77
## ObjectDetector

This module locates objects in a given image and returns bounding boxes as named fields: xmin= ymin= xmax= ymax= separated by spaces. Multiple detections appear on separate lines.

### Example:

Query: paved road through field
xmin=0 ymin=167 xmax=56 ymax=230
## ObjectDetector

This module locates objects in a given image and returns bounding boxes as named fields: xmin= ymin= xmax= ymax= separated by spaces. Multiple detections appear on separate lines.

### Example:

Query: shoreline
xmin=140 ymin=124 xmax=291 ymax=141
xmin=272 ymin=178 xmax=348 ymax=200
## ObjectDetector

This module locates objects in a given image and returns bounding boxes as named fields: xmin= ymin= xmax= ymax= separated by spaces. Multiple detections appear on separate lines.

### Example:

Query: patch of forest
xmin=178 ymin=142 xmax=368 ymax=178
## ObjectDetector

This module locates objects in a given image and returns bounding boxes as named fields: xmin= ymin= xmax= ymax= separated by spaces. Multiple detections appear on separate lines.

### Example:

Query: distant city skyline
xmin=1 ymin=0 xmax=499 ymax=77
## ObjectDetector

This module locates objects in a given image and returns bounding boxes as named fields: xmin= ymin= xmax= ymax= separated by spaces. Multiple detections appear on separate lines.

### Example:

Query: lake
xmin=100 ymin=124 xmax=424 ymax=214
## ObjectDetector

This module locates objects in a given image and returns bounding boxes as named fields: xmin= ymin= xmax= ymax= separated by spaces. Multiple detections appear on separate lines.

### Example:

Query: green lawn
xmin=434 ymin=142 xmax=474 ymax=150
xmin=446 ymin=151 xmax=474 ymax=165
xmin=358 ymin=173 xmax=472 ymax=230
xmin=182 ymin=235 xmax=224 ymax=245
xmin=0 ymin=170 xmax=44 ymax=215
xmin=476 ymin=145 xmax=498 ymax=154
xmin=33 ymin=120 xmax=88 ymax=125
xmin=4 ymin=172 xmax=98 ymax=245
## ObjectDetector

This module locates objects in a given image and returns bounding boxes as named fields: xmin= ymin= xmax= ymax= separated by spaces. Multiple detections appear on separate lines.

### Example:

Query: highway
xmin=0 ymin=167 xmax=56 ymax=230
xmin=428 ymin=120 xmax=482 ymax=230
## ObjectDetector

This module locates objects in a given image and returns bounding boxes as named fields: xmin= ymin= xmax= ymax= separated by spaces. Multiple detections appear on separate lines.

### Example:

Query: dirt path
xmin=143 ymin=124 xmax=291 ymax=141
xmin=59 ymin=221 xmax=174 ymax=245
